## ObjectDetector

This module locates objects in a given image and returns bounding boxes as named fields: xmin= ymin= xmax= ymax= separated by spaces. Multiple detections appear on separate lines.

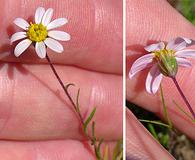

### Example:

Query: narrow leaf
xmin=65 ymin=83 xmax=75 ymax=90
xmin=97 ymin=139 xmax=104 ymax=153
xmin=96 ymin=139 xmax=104 ymax=159
xmin=113 ymin=139 xmax=123 ymax=160
xmin=103 ymin=145 xmax=109 ymax=160
xmin=91 ymin=121 xmax=96 ymax=145
xmin=84 ymin=108 xmax=96 ymax=135
xmin=160 ymin=85 xmax=172 ymax=128
xmin=116 ymin=151 xmax=123 ymax=160
xmin=76 ymin=88 xmax=81 ymax=113
xmin=139 ymin=119 xmax=171 ymax=128
xmin=148 ymin=123 xmax=159 ymax=141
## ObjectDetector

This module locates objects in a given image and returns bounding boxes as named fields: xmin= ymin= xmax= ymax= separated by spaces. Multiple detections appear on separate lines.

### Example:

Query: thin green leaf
xmin=95 ymin=139 xmax=104 ymax=159
xmin=92 ymin=121 xmax=96 ymax=140
xmin=65 ymin=83 xmax=75 ymax=90
xmin=97 ymin=139 xmax=104 ymax=153
xmin=112 ymin=139 xmax=123 ymax=160
xmin=76 ymin=88 xmax=81 ymax=113
xmin=116 ymin=151 xmax=123 ymax=160
xmin=139 ymin=119 xmax=172 ymax=128
xmin=160 ymin=85 xmax=172 ymax=128
xmin=84 ymin=108 xmax=96 ymax=135
xmin=103 ymin=145 xmax=109 ymax=160
xmin=173 ymin=100 xmax=194 ymax=122
xmin=148 ymin=123 xmax=159 ymax=141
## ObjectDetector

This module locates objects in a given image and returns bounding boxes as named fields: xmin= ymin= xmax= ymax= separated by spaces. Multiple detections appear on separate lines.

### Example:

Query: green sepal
xmin=158 ymin=54 xmax=178 ymax=77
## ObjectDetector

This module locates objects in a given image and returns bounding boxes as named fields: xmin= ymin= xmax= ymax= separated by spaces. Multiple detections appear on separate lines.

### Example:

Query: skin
xmin=1 ymin=0 xmax=193 ymax=159
xmin=127 ymin=0 xmax=195 ymax=159
xmin=0 ymin=0 xmax=123 ymax=159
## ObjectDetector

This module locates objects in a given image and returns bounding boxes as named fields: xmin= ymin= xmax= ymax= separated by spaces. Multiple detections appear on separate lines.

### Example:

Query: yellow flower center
xmin=27 ymin=23 xmax=48 ymax=42
xmin=153 ymin=49 xmax=175 ymax=60
xmin=153 ymin=48 xmax=178 ymax=77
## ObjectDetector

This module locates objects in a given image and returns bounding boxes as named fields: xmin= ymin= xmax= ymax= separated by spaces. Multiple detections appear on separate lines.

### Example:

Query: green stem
xmin=160 ymin=85 xmax=172 ymax=128
xmin=139 ymin=119 xmax=172 ymax=128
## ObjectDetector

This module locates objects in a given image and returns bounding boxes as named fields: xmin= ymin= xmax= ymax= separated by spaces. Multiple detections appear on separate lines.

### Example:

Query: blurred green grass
xmin=170 ymin=0 xmax=195 ymax=24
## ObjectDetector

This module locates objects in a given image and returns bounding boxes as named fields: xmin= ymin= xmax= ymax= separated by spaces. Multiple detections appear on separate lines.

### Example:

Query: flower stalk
xmin=46 ymin=54 xmax=85 ymax=125
xmin=171 ymin=77 xmax=195 ymax=119
xmin=10 ymin=7 xmax=123 ymax=159
xmin=46 ymin=53 xmax=106 ymax=160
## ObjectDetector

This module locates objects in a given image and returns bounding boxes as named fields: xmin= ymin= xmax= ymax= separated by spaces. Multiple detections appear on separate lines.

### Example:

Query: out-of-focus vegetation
xmin=169 ymin=0 xmax=195 ymax=24
xmin=127 ymin=102 xmax=170 ymax=148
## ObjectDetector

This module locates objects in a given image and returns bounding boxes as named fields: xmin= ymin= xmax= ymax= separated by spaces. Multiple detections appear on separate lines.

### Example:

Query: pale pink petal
xmin=44 ymin=38 xmax=64 ymax=53
xmin=14 ymin=18 xmax=30 ymax=30
xmin=144 ymin=42 xmax=165 ymax=52
xmin=176 ymin=57 xmax=192 ymax=67
xmin=14 ymin=39 xmax=32 ymax=57
xmin=166 ymin=37 xmax=192 ymax=51
xmin=35 ymin=7 xmax=45 ymax=24
xmin=47 ymin=18 xmax=68 ymax=30
xmin=183 ymin=37 xmax=192 ymax=44
xmin=35 ymin=42 xmax=46 ymax=58
xmin=10 ymin=32 xmax=27 ymax=43
xmin=129 ymin=53 xmax=154 ymax=79
xmin=146 ymin=64 xmax=163 ymax=94
xmin=175 ymin=49 xmax=195 ymax=58
xmin=42 ymin=8 xmax=54 ymax=26
xmin=48 ymin=31 xmax=70 ymax=41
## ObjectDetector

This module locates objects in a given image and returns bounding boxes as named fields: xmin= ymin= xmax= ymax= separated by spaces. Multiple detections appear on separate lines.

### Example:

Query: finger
xmin=0 ymin=63 xmax=122 ymax=140
xmin=126 ymin=109 xmax=174 ymax=160
xmin=0 ymin=140 xmax=117 ymax=160
xmin=126 ymin=0 xmax=195 ymax=51
xmin=126 ymin=0 xmax=195 ymax=139
xmin=1 ymin=0 xmax=122 ymax=74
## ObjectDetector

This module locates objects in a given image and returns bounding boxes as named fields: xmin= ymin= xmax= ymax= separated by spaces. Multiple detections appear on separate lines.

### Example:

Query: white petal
xmin=35 ymin=42 xmax=46 ymax=58
xmin=10 ymin=32 xmax=27 ymax=43
xmin=14 ymin=18 xmax=30 ymax=30
xmin=44 ymin=38 xmax=64 ymax=53
xmin=176 ymin=57 xmax=192 ymax=67
xmin=166 ymin=37 xmax=192 ymax=51
xmin=175 ymin=49 xmax=195 ymax=58
xmin=146 ymin=64 xmax=163 ymax=94
xmin=42 ymin=8 xmax=54 ymax=26
xmin=48 ymin=30 xmax=70 ymax=41
xmin=14 ymin=39 xmax=32 ymax=57
xmin=35 ymin=7 xmax=45 ymax=24
xmin=183 ymin=37 xmax=192 ymax=44
xmin=129 ymin=53 xmax=154 ymax=78
xmin=47 ymin=18 xmax=68 ymax=30
xmin=144 ymin=42 xmax=165 ymax=52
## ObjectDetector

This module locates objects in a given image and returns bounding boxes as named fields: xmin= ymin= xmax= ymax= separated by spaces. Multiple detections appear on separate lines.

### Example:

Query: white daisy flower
xmin=11 ymin=7 xmax=70 ymax=58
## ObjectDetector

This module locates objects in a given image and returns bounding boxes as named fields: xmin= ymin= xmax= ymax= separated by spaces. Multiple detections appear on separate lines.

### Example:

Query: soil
xmin=168 ymin=131 xmax=195 ymax=160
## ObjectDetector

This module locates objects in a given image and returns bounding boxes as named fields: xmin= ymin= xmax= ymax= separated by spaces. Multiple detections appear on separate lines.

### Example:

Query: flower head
xmin=129 ymin=37 xmax=195 ymax=94
xmin=11 ymin=7 xmax=70 ymax=58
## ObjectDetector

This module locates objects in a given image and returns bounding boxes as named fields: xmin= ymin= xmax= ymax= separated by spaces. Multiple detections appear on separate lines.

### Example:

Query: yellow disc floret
xmin=154 ymin=49 xmax=175 ymax=60
xmin=27 ymin=23 xmax=48 ymax=42
xmin=153 ymin=48 xmax=178 ymax=77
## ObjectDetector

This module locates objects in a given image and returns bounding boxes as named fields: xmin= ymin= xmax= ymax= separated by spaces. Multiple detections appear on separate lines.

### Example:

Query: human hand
xmin=126 ymin=0 xmax=195 ymax=159
xmin=0 ymin=0 xmax=122 ymax=159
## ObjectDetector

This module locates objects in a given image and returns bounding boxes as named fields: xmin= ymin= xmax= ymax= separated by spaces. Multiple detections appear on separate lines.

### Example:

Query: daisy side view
xmin=129 ymin=37 xmax=195 ymax=119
